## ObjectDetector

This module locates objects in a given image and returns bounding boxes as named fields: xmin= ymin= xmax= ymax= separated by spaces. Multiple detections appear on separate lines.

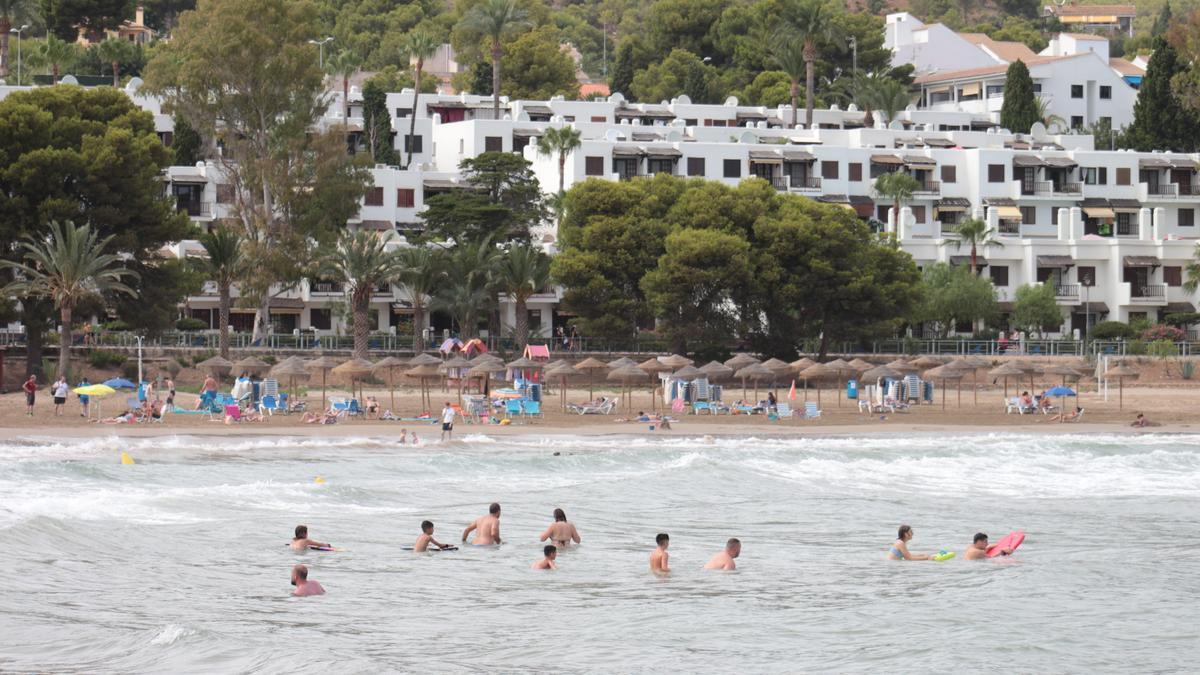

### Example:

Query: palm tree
xmin=324 ymin=230 xmax=405 ymax=359
xmin=35 ymin=36 xmax=77 ymax=84
xmin=535 ymin=125 xmax=582 ymax=229
xmin=0 ymin=222 xmax=137 ymax=378
xmin=401 ymin=29 xmax=440 ymax=169
xmin=784 ymin=0 xmax=845 ymax=129
xmin=461 ymin=0 xmax=531 ymax=119
xmin=0 ymin=0 xmax=33 ymax=80
xmin=1034 ymin=97 xmax=1067 ymax=132
xmin=434 ymin=239 xmax=499 ymax=338
xmin=96 ymin=39 xmax=135 ymax=88
xmin=869 ymin=78 xmax=913 ymax=127
xmin=947 ymin=218 xmax=1005 ymax=275
xmin=496 ymin=244 xmax=551 ymax=351
xmin=196 ymin=226 xmax=246 ymax=360
xmin=769 ymin=30 xmax=807 ymax=128
xmin=873 ymin=171 xmax=920 ymax=230
xmin=396 ymin=246 xmax=444 ymax=352
xmin=325 ymin=49 xmax=362 ymax=123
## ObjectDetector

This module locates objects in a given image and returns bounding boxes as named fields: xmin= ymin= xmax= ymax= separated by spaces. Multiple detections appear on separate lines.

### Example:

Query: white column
xmin=886 ymin=207 xmax=896 ymax=236
xmin=1139 ymin=208 xmax=1153 ymax=241
xmin=1154 ymin=207 xmax=1167 ymax=240
xmin=1070 ymin=207 xmax=1084 ymax=240
xmin=986 ymin=206 xmax=999 ymax=230
xmin=1057 ymin=208 xmax=1071 ymax=241
xmin=899 ymin=206 xmax=913 ymax=241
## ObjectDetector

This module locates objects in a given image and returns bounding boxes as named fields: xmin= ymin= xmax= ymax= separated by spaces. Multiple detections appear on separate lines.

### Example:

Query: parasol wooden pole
xmin=321 ymin=370 xmax=328 ymax=411
xmin=1118 ymin=377 xmax=1123 ymax=410
xmin=973 ymin=372 xmax=978 ymax=406
xmin=389 ymin=372 xmax=396 ymax=411
xmin=941 ymin=378 xmax=946 ymax=411
xmin=837 ymin=375 xmax=843 ymax=408
xmin=957 ymin=379 xmax=961 ymax=408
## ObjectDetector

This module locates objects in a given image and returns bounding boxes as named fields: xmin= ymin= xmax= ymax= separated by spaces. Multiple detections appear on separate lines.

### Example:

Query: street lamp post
xmin=308 ymin=36 xmax=334 ymax=69
xmin=849 ymin=36 xmax=857 ymax=74
xmin=10 ymin=24 xmax=29 ymax=86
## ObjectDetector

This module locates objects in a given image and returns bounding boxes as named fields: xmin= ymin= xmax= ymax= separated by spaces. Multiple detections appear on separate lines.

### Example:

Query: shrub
xmin=1146 ymin=339 xmax=1180 ymax=358
xmin=1163 ymin=312 xmax=1200 ymax=328
xmin=87 ymin=350 xmax=126 ymax=369
xmin=120 ymin=361 xmax=140 ymax=379
xmin=162 ymin=359 xmax=183 ymax=377
xmin=1089 ymin=321 xmax=1136 ymax=341
xmin=1141 ymin=324 xmax=1185 ymax=342
xmin=1126 ymin=339 xmax=1147 ymax=355
xmin=102 ymin=319 xmax=130 ymax=331
xmin=176 ymin=317 xmax=208 ymax=331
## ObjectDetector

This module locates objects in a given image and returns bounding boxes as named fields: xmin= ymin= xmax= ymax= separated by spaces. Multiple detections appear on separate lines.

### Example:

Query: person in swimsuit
xmin=704 ymin=538 xmax=741 ymax=570
xmin=888 ymin=524 xmax=932 ymax=560
xmin=462 ymin=503 xmax=501 ymax=545
xmin=532 ymin=545 xmax=558 ymax=570
xmin=164 ymin=376 xmax=176 ymax=408
xmin=441 ymin=402 xmax=456 ymax=441
xmin=964 ymin=532 xmax=1013 ymax=560
xmin=290 ymin=525 xmax=331 ymax=551
xmin=414 ymin=520 xmax=455 ymax=552
xmin=539 ymin=508 xmax=581 ymax=548
xmin=650 ymin=533 xmax=670 ymax=574
xmin=22 ymin=375 xmax=37 ymax=416
xmin=291 ymin=564 xmax=325 ymax=596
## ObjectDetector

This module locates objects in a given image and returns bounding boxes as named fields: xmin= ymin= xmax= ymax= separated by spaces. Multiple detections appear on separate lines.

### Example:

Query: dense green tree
xmin=325 ymin=48 xmax=362 ymax=123
xmin=323 ymin=230 xmax=404 ymax=359
xmin=873 ymin=171 xmax=920 ymax=229
xmin=1011 ymin=283 xmax=1063 ymax=338
xmin=195 ymin=226 xmax=246 ymax=359
xmin=994 ymin=0 xmax=1040 ymax=19
xmin=171 ymin=113 xmax=202 ymax=165
xmin=609 ymin=38 xmax=635 ymax=95
xmin=1152 ymin=0 xmax=1172 ymax=38
xmin=140 ymin=0 xmax=196 ymax=33
xmin=496 ymin=243 xmax=551 ymax=350
xmin=984 ymin=16 xmax=1048 ymax=53
xmin=396 ymin=246 xmax=444 ymax=352
xmin=913 ymin=263 xmax=998 ymax=338
xmin=630 ymin=48 xmax=718 ymax=104
xmin=420 ymin=152 xmax=547 ymax=244
xmin=736 ymin=70 xmax=791 ymax=107
xmin=77 ymin=39 xmax=147 ymax=82
xmin=999 ymin=59 xmax=1039 ymax=134
xmin=433 ymin=237 xmax=499 ymax=337
xmin=1125 ymin=38 xmax=1198 ymax=152
xmin=361 ymin=79 xmax=397 ymax=165
xmin=30 ymin=35 xmax=78 ymax=83
xmin=645 ymin=0 xmax=728 ymax=62
xmin=1 ymin=222 xmax=138 ymax=378
xmin=500 ymin=25 xmax=580 ymax=100
xmin=460 ymin=0 xmax=532 ymax=118
xmin=642 ymin=228 xmax=753 ymax=354
xmin=945 ymin=217 xmax=1003 ymax=275
xmin=95 ymin=38 xmax=135 ymax=87
xmin=769 ymin=30 xmax=806 ymax=127
xmin=400 ymin=29 xmax=440 ymax=168
xmin=0 ymin=0 xmax=35 ymax=80
xmin=40 ymin=0 xmax=133 ymax=41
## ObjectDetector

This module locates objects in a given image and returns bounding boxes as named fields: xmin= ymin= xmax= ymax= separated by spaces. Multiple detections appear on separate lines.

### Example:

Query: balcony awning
xmin=996 ymin=206 xmax=1023 ymax=220
xmin=985 ymin=198 xmax=1016 ymax=206
xmin=269 ymin=297 xmax=305 ymax=310
xmin=1075 ymin=302 xmax=1109 ymax=313
xmin=611 ymin=146 xmax=643 ymax=158
xmin=1123 ymin=256 xmax=1160 ymax=268
xmin=645 ymin=147 xmax=682 ymax=158
xmin=736 ymin=110 xmax=768 ymax=120
xmin=870 ymin=154 xmax=904 ymax=165
xmin=522 ymin=104 xmax=552 ymax=115
xmin=422 ymin=179 xmax=460 ymax=189
xmin=950 ymin=255 xmax=988 ymax=268
xmin=1084 ymin=207 xmax=1115 ymax=219
xmin=1164 ymin=302 xmax=1196 ymax=313
xmin=960 ymin=82 xmax=981 ymax=97
xmin=1012 ymin=155 xmax=1045 ymax=167
xmin=904 ymin=155 xmax=937 ymax=168
xmin=1110 ymin=199 xmax=1141 ymax=213
xmin=512 ymin=128 xmax=544 ymax=138
xmin=783 ymin=150 xmax=816 ymax=162
xmin=360 ymin=220 xmax=393 ymax=231
xmin=1138 ymin=158 xmax=1170 ymax=168
xmin=922 ymin=137 xmax=957 ymax=148
xmin=936 ymin=197 xmax=971 ymax=211
xmin=1037 ymin=255 xmax=1074 ymax=268
xmin=1168 ymin=158 xmax=1198 ymax=170
xmin=1042 ymin=156 xmax=1078 ymax=168
xmin=749 ymin=150 xmax=783 ymax=162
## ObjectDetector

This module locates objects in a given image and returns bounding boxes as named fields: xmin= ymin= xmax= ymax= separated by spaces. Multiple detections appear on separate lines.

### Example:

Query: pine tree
xmin=610 ymin=40 xmax=634 ymax=97
xmin=999 ymin=60 xmax=1039 ymax=134
xmin=362 ymin=79 xmax=396 ymax=164
xmin=684 ymin=63 xmax=708 ymax=103
xmin=1152 ymin=0 xmax=1172 ymax=38
xmin=1125 ymin=38 xmax=1199 ymax=153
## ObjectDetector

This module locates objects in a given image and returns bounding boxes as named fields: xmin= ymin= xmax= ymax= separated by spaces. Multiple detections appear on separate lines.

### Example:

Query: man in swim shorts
xmin=650 ymin=533 xmax=670 ymax=574
xmin=532 ymin=545 xmax=558 ymax=570
xmin=704 ymin=538 xmax=741 ymax=570
xmin=462 ymin=503 xmax=502 ymax=545
xmin=414 ymin=520 xmax=455 ymax=552
xmin=964 ymin=532 xmax=1012 ymax=560
xmin=291 ymin=564 xmax=325 ymax=596
xmin=441 ymin=402 xmax=456 ymax=441
xmin=22 ymin=375 xmax=37 ymax=416
xmin=290 ymin=525 xmax=331 ymax=551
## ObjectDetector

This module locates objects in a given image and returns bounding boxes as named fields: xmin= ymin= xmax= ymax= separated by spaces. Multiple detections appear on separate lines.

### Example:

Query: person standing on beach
xmin=440 ymin=402 xmax=456 ymax=441
xmin=22 ymin=375 xmax=37 ymax=416
xmin=52 ymin=376 xmax=69 ymax=416
xmin=704 ymin=538 xmax=741 ymax=570
xmin=462 ymin=503 xmax=502 ymax=545
xmin=651 ymin=533 xmax=670 ymax=574
xmin=164 ymin=376 xmax=176 ymax=409
xmin=77 ymin=377 xmax=91 ymax=417
xmin=532 ymin=545 xmax=558 ymax=570
xmin=290 ymin=564 xmax=325 ymax=596
xmin=540 ymin=508 xmax=581 ymax=548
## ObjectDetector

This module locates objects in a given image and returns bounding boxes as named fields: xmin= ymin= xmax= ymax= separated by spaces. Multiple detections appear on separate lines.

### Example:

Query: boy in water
xmin=532 ymin=545 xmax=558 ymax=570
xmin=414 ymin=520 xmax=456 ymax=552
xmin=650 ymin=533 xmax=670 ymax=574
xmin=290 ymin=525 xmax=331 ymax=551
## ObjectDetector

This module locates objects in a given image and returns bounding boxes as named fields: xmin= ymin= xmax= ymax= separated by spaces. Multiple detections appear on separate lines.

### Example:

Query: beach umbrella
xmin=823 ymin=360 xmax=859 ymax=408
xmin=332 ymin=358 xmax=374 ymax=406
xmin=724 ymin=353 xmax=760 ymax=371
xmin=102 ymin=377 xmax=137 ymax=390
xmin=911 ymin=355 xmax=944 ymax=369
xmin=467 ymin=360 xmax=506 ymax=399
xmin=1042 ymin=364 xmax=1082 ymax=390
xmin=74 ymin=383 xmax=116 ymax=418
xmin=606 ymin=356 xmax=637 ymax=369
xmin=798 ymin=363 xmax=834 ymax=409
xmin=848 ymin=358 xmax=875 ymax=372
xmin=408 ymin=352 xmax=442 ymax=367
xmin=1106 ymin=363 xmax=1140 ymax=411
xmin=698 ymin=360 xmax=734 ymax=382
xmin=574 ymin=357 xmax=609 ymax=401
xmin=923 ymin=364 xmax=965 ymax=410
xmin=860 ymin=365 xmax=903 ymax=403
xmin=270 ymin=358 xmax=311 ymax=412
xmin=659 ymin=354 xmax=693 ymax=370
xmin=505 ymin=356 xmax=544 ymax=388
xmin=956 ymin=356 xmax=990 ymax=406
xmin=305 ymin=355 xmax=342 ymax=411
xmin=440 ymin=355 xmax=471 ymax=402
xmin=232 ymin=355 xmax=270 ymax=377
xmin=196 ymin=356 xmax=233 ymax=380
xmin=672 ymin=364 xmax=703 ymax=380
xmin=639 ymin=358 xmax=672 ymax=411
xmin=607 ymin=364 xmax=648 ymax=412
xmin=790 ymin=358 xmax=817 ymax=399
xmin=732 ymin=362 xmax=770 ymax=402
xmin=761 ymin=358 xmax=795 ymax=394
xmin=371 ymin=356 xmax=408 ymax=410
xmin=988 ymin=362 xmax=1024 ymax=399
xmin=405 ymin=363 xmax=441 ymax=411
xmin=546 ymin=362 xmax=581 ymax=412
xmin=886 ymin=358 xmax=920 ymax=374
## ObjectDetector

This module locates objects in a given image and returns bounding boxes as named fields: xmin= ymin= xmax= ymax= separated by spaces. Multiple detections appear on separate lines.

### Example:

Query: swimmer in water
xmin=539 ymin=508 xmax=581 ymax=549
xmin=704 ymin=538 xmax=741 ymax=570
xmin=462 ymin=502 xmax=502 ymax=545
xmin=290 ymin=564 xmax=326 ymax=596
xmin=290 ymin=525 xmax=331 ymax=552
xmin=414 ymin=520 xmax=455 ymax=552
xmin=532 ymin=544 xmax=558 ymax=570
xmin=650 ymin=533 xmax=670 ymax=574
xmin=964 ymin=532 xmax=1012 ymax=560
xmin=888 ymin=524 xmax=932 ymax=560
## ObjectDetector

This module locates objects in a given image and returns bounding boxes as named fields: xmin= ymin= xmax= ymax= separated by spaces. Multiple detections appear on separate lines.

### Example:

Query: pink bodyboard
xmin=986 ymin=530 xmax=1024 ymax=557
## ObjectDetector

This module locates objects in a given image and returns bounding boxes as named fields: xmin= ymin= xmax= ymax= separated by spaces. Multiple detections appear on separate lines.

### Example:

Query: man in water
xmin=414 ymin=520 xmax=455 ymax=552
xmin=650 ymin=533 xmax=670 ymax=574
xmin=532 ymin=545 xmax=558 ymax=570
xmin=441 ymin=402 xmax=456 ymax=441
xmin=462 ymin=503 xmax=502 ymax=545
xmin=290 ymin=564 xmax=325 ymax=596
xmin=290 ymin=525 xmax=331 ymax=552
xmin=964 ymin=532 xmax=1012 ymax=560
xmin=704 ymin=538 xmax=741 ymax=570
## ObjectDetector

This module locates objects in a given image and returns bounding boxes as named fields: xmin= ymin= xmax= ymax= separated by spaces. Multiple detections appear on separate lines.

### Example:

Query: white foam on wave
xmin=150 ymin=624 xmax=196 ymax=646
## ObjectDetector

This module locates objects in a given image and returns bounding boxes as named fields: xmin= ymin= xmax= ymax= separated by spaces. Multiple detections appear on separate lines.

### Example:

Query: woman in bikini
xmin=539 ymin=508 xmax=581 ymax=549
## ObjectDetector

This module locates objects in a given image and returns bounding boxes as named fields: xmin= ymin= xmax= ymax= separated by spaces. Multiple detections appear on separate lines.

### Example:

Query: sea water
xmin=0 ymin=432 xmax=1197 ymax=673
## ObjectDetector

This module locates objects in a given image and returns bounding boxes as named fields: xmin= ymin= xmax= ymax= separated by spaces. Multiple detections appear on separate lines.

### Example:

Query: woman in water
xmin=540 ymin=508 xmax=581 ymax=548
xmin=888 ymin=524 xmax=932 ymax=560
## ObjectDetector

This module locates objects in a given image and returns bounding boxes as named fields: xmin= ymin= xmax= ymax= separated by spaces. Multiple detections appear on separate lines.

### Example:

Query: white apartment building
xmin=887 ymin=13 xmax=1142 ymax=131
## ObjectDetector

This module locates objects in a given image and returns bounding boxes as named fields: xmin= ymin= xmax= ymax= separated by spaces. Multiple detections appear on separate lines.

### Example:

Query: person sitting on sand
xmin=888 ymin=524 xmax=932 ymax=560
xmin=636 ymin=411 xmax=650 ymax=422
xmin=704 ymin=538 xmax=741 ymax=570
xmin=532 ymin=545 xmax=558 ymax=570
xmin=92 ymin=410 xmax=135 ymax=424
xmin=290 ymin=525 xmax=331 ymax=552
xmin=291 ymin=564 xmax=325 ymax=596
xmin=1047 ymin=406 xmax=1084 ymax=423
xmin=301 ymin=411 xmax=337 ymax=425
xmin=1131 ymin=413 xmax=1156 ymax=428
xmin=365 ymin=396 xmax=380 ymax=420
xmin=414 ymin=520 xmax=455 ymax=552
xmin=1038 ymin=393 xmax=1054 ymax=413
xmin=964 ymin=532 xmax=1012 ymax=560
xmin=462 ymin=503 xmax=502 ymax=545
xmin=650 ymin=533 xmax=670 ymax=574
xmin=540 ymin=508 xmax=581 ymax=549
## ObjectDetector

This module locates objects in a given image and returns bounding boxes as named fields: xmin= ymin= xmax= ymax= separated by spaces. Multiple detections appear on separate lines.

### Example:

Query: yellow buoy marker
xmin=314 ymin=476 xmax=326 ymax=485
xmin=120 ymin=451 xmax=135 ymax=465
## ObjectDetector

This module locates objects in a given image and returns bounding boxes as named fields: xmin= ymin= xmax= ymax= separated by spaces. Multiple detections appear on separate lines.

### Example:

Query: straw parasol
xmin=790 ymin=358 xmax=817 ymax=398
xmin=439 ymin=355 xmax=471 ymax=403
xmin=371 ymin=356 xmax=408 ymax=410
xmin=798 ymin=362 xmax=834 ymax=408
xmin=923 ymin=364 xmax=965 ymax=410
xmin=332 ymin=357 xmax=375 ymax=406
xmin=408 ymin=353 xmax=443 ymax=367
xmin=1106 ymin=362 xmax=1140 ymax=411
xmin=672 ymin=364 xmax=703 ymax=380
xmin=1042 ymin=364 xmax=1081 ymax=388
xmin=233 ymin=355 xmax=270 ymax=377
xmin=988 ymin=362 xmax=1025 ymax=399
xmin=467 ymin=360 xmax=506 ymax=399
xmin=761 ymin=358 xmax=795 ymax=395
xmin=698 ymin=360 xmax=734 ymax=382
xmin=545 ymin=362 xmax=581 ymax=412
xmin=725 ymin=353 xmax=760 ymax=371
xmin=574 ymin=357 xmax=609 ymax=401
xmin=955 ymin=356 xmax=990 ymax=406
xmin=848 ymin=358 xmax=875 ymax=372
xmin=911 ymin=355 xmax=944 ymax=369
xmin=269 ymin=358 xmax=310 ymax=411
xmin=659 ymin=354 xmax=693 ymax=370
xmin=607 ymin=356 xmax=636 ymax=369
xmin=405 ymin=363 xmax=441 ymax=411
xmin=823 ymin=359 xmax=859 ymax=408
xmin=506 ymin=356 xmax=544 ymax=388
xmin=305 ymin=355 xmax=342 ymax=410
xmin=607 ymin=364 xmax=648 ymax=412
xmin=639 ymin=358 xmax=672 ymax=411
xmin=886 ymin=358 xmax=920 ymax=374
xmin=197 ymin=355 xmax=234 ymax=380
xmin=732 ymin=362 xmax=770 ymax=402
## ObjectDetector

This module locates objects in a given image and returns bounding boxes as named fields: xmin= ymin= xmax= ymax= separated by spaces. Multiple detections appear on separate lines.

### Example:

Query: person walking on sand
xmin=650 ymin=533 xmax=670 ymax=574
xmin=77 ymin=377 xmax=91 ymax=417
xmin=540 ymin=508 xmax=581 ymax=548
xmin=704 ymin=538 xmax=741 ymax=570
xmin=462 ymin=503 xmax=502 ymax=545
xmin=532 ymin=545 xmax=558 ymax=570
xmin=52 ymin=376 xmax=69 ymax=416
xmin=22 ymin=375 xmax=37 ymax=416
xmin=440 ymin=402 xmax=456 ymax=441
